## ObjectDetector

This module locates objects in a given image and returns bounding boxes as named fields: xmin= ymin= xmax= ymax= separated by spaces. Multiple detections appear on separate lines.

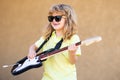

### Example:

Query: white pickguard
xmin=13 ymin=56 xmax=40 ymax=72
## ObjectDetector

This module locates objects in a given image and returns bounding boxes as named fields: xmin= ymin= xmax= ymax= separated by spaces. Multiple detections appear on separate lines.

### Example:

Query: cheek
xmin=60 ymin=19 xmax=66 ymax=26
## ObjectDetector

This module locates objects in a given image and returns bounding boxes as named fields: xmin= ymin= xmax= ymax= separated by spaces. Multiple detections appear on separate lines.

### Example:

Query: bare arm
xmin=28 ymin=44 xmax=38 ymax=59
xmin=68 ymin=44 xmax=78 ymax=64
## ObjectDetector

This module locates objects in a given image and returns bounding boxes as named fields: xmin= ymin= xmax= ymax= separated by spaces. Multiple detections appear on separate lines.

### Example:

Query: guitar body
xmin=11 ymin=56 xmax=42 ymax=75
xmin=11 ymin=48 xmax=55 ymax=75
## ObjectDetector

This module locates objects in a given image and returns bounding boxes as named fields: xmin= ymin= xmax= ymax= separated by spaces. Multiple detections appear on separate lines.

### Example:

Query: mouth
xmin=52 ymin=23 xmax=60 ymax=27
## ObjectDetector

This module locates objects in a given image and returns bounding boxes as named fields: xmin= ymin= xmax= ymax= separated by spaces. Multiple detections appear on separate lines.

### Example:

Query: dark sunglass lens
xmin=55 ymin=16 xmax=62 ymax=22
xmin=48 ymin=16 xmax=54 ymax=22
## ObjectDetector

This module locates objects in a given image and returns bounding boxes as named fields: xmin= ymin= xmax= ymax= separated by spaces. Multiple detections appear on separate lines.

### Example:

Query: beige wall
xmin=0 ymin=0 xmax=120 ymax=80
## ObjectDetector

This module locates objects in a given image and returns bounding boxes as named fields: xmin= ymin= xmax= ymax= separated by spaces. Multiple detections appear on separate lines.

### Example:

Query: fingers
xmin=28 ymin=44 xmax=37 ymax=59
xmin=28 ymin=54 xmax=36 ymax=59
xmin=28 ymin=52 xmax=36 ymax=59
xmin=68 ymin=44 xmax=78 ymax=52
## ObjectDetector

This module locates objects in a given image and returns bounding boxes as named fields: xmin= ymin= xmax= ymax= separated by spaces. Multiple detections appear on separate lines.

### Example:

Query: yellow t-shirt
xmin=35 ymin=32 xmax=81 ymax=80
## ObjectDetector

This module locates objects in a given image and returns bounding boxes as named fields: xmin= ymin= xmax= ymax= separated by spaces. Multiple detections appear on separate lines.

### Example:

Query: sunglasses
xmin=48 ymin=15 xmax=63 ymax=22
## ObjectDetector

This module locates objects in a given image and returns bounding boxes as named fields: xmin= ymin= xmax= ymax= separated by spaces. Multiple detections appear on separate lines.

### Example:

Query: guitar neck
xmin=37 ymin=41 xmax=81 ymax=60
xmin=36 ymin=36 xmax=102 ymax=60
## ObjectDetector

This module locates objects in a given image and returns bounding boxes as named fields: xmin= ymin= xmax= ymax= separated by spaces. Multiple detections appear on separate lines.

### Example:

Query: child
xmin=28 ymin=4 xmax=81 ymax=80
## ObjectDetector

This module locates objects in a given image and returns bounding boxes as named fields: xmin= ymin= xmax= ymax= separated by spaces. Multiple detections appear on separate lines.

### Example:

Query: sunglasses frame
xmin=48 ymin=15 xmax=63 ymax=22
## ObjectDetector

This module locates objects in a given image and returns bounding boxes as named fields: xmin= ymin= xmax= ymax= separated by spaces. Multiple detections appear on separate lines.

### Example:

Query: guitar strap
xmin=36 ymin=33 xmax=52 ymax=53
xmin=54 ymin=38 xmax=63 ymax=49
xmin=35 ymin=33 xmax=63 ymax=53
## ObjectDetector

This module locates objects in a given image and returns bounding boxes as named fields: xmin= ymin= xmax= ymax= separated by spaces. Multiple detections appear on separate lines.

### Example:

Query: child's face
xmin=50 ymin=12 xmax=66 ymax=31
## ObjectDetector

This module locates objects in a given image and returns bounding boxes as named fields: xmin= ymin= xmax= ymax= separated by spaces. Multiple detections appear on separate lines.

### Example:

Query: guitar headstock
xmin=82 ymin=36 xmax=102 ymax=46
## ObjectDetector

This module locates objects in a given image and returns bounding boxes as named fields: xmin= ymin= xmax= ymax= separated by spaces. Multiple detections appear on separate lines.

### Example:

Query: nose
xmin=52 ymin=18 xmax=56 ymax=22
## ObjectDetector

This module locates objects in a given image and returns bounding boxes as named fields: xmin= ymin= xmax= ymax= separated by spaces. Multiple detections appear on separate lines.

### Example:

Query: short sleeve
xmin=35 ymin=36 xmax=45 ymax=48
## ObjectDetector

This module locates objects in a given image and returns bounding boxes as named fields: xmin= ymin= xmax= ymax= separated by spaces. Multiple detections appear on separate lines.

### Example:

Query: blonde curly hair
xmin=44 ymin=4 xmax=78 ymax=40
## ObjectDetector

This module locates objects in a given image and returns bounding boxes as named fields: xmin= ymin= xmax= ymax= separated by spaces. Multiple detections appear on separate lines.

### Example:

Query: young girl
xmin=28 ymin=4 xmax=81 ymax=80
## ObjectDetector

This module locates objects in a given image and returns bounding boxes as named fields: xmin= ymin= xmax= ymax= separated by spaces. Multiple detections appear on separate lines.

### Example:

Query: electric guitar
xmin=10 ymin=36 xmax=102 ymax=76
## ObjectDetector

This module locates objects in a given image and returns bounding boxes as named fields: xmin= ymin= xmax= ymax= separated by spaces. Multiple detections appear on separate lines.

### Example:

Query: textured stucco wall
xmin=0 ymin=0 xmax=120 ymax=80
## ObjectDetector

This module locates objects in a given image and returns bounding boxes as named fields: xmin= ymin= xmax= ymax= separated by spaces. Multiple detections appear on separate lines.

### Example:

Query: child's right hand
xmin=28 ymin=50 xmax=36 ymax=59
xmin=27 ymin=44 xmax=37 ymax=59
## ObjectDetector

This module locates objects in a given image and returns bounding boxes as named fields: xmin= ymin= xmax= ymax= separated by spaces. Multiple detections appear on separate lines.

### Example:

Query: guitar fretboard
xmin=37 ymin=41 xmax=81 ymax=60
